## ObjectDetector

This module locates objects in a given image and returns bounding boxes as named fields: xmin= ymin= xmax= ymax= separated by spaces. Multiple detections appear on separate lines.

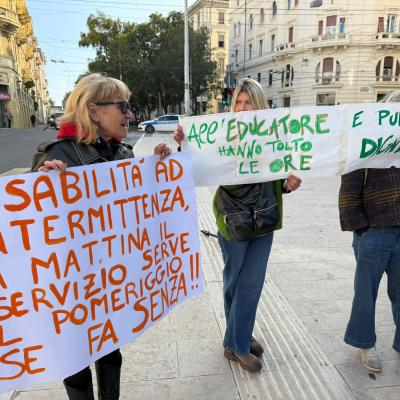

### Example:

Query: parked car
xmin=138 ymin=114 xmax=180 ymax=133
xmin=54 ymin=112 xmax=64 ymax=129
xmin=47 ymin=114 xmax=56 ymax=126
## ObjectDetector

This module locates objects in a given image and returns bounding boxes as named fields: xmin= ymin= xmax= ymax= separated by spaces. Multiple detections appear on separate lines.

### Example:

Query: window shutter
xmin=318 ymin=21 xmax=323 ymax=35
xmin=288 ymin=27 xmax=293 ymax=42
xmin=378 ymin=17 xmax=384 ymax=33
xmin=326 ymin=15 xmax=337 ymax=27
xmin=323 ymin=58 xmax=334 ymax=73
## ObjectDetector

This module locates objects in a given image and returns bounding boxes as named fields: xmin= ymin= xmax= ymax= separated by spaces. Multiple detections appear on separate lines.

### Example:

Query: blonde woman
xmin=174 ymin=78 xmax=301 ymax=372
xmin=31 ymin=73 xmax=170 ymax=399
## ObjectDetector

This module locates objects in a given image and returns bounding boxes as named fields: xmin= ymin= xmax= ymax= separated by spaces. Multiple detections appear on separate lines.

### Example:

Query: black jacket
xmin=31 ymin=137 xmax=134 ymax=172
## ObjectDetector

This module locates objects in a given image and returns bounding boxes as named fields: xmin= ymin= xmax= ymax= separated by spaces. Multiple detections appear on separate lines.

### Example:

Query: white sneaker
xmin=359 ymin=347 xmax=382 ymax=372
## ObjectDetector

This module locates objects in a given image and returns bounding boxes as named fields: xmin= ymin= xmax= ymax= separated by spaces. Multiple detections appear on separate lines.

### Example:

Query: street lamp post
xmin=184 ymin=0 xmax=191 ymax=116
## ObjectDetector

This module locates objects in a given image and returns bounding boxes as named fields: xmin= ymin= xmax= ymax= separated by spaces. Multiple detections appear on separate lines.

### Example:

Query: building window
xmin=235 ymin=49 xmax=238 ymax=63
xmin=282 ymin=64 xmax=294 ymax=87
xmin=219 ymin=12 xmax=225 ymax=25
xmin=269 ymin=70 xmax=273 ymax=86
xmin=378 ymin=17 xmax=384 ymax=33
xmin=376 ymin=56 xmax=400 ymax=81
xmin=249 ymin=14 xmax=254 ymax=29
xmin=318 ymin=20 xmax=323 ymax=36
xmin=339 ymin=18 xmax=346 ymax=34
xmin=387 ymin=15 xmax=397 ymax=32
xmin=218 ymin=35 xmax=225 ymax=48
xmin=271 ymin=34 xmax=275 ymax=51
xmin=326 ymin=15 xmax=337 ymax=38
xmin=197 ymin=14 xmax=200 ymax=28
xmin=234 ymin=23 xmax=237 ymax=36
xmin=316 ymin=58 xmax=341 ymax=83
xmin=249 ymin=43 xmax=252 ymax=60
xmin=283 ymin=97 xmax=291 ymax=107
xmin=237 ymin=0 xmax=240 ymax=5
xmin=288 ymin=26 xmax=294 ymax=43
xmin=377 ymin=93 xmax=387 ymax=102
xmin=259 ymin=39 xmax=263 ymax=55
xmin=238 ymin=21 xmax=241 ymax=35
xmin=260 ymin=8 xmax=265 ymax=24
xmin=272 ymin=2 xmax=277 ymax=18
xmin=288 ymin=0 xmax=292 ymax=9
xmin=257 ymin=72 xmax=261 ymax=83
xmin=218 ymin=59 xmax=225 ymax=73
xmin=295 ymin=0 xmax=299 ymax=6
xmin=316 ymin=93 xmax=336 ymax=106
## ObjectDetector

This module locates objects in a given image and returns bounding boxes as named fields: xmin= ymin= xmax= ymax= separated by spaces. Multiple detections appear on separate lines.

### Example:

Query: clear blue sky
xmin=26 ymin=0 xmax=196 ymax=106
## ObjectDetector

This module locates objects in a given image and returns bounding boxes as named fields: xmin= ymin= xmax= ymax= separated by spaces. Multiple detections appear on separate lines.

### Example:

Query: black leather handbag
xmin=216 ymin=182 xmax=279 ymax=241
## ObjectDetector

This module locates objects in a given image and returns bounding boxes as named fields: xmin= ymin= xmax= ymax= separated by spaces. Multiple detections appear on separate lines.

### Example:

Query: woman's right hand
xmin=172 ymin=124 xmax=185 ymax=145
xmin=38 ymin=159 xmax=67 ymax=173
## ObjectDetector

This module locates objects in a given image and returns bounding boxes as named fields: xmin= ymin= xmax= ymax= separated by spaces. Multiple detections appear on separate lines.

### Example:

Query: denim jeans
xmin=344 ymin=228 xmax=400 ymax=351
xmin=64 ymin=349 xmax=122 ymax=400
xmin=218 ymin=232 xmax=273 ymax=355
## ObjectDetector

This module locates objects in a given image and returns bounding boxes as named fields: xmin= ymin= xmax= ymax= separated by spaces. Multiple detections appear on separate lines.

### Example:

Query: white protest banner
xmin=0 ymin=153 xmax=203 ymax=393
xmin=180 ymin=103 xmax=400 ymax=186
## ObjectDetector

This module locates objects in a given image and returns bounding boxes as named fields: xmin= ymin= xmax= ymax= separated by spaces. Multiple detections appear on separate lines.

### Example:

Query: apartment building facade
xmin=226 ymin=0 xmax=400 ymax=107
xmin=0 ymin=0 xmax=50 ymax=128
xmin=189 ymin=0 xmax=230 ymax=112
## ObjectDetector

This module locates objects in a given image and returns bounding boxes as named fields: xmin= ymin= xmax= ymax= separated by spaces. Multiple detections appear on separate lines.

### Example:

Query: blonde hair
xmin=61 ymin=73 xmax=130 ymax=144
xmin=230 ymin=78 xmax=269 ymax=112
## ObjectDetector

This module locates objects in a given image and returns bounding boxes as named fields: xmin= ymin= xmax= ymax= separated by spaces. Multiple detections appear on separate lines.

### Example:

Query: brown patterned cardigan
xmin=338 ymin=168 xmax=400 ymax=232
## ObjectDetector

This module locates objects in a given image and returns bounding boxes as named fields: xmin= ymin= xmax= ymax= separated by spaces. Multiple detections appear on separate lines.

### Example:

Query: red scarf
xmin=56 ymin=123 xmax=122 ymax=142
xmin=56 ymin=123 xmax=79 ymax=139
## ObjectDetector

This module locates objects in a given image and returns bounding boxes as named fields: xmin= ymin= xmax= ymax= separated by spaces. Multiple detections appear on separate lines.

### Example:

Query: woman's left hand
xmin=285 ymin=175 xmax=302 ymax=191
xmin=154 ymin=143 xmax=172 ymax=160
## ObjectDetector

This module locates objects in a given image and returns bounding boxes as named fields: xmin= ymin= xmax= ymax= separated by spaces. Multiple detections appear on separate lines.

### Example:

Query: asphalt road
xmin=0 ymin=126 xmax=143 ymax=174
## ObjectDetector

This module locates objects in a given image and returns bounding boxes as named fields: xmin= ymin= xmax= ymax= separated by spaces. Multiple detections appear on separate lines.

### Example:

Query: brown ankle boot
xmin=250 ymin=336 xmax=264 ymax=357
xmin=224 ymin=348 xmax=262 ymax=372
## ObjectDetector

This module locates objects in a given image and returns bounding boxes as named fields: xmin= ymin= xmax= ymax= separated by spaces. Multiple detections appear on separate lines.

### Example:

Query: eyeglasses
xmin=94 ymin=101 xmax=132 ymax=114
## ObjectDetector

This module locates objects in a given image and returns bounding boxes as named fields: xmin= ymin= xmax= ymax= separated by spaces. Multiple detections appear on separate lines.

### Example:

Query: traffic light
xmin=221 ymin=88 xmax=230 ymax=107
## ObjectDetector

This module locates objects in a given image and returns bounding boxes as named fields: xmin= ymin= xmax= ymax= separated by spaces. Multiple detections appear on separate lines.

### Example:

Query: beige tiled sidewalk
xmin=4 ymin=133 xmax=400 ymax=400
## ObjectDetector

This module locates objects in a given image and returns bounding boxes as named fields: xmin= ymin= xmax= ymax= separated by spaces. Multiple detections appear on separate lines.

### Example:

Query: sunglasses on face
xmin=95 ymin=101 xmax=132 ymax=114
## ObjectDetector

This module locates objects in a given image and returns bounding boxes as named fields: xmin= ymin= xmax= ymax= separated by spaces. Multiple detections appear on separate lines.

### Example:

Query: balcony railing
xmin=226 ymin=62 xmax=240 ymax=72
xmin=22 ymin=68 xmax=35 ymax=88
xmin=16 ymin=31 xmax=27 ymax=45
xmin=312 ymin=32 xmax=347 ymax=42
xmin=315 ymin=73 xmax=340 ymax=84
xmin=275 ymin=42 xmax=295 ymax=52
xmin=17 ymin=2 xmax=29 ymax=24
xmin=376 ymin=32 xmax=400 ymax=40
xmin=0 ymin=7 xmax=19 ymax=31
xmin=25 ymin=47 xmax=34 ymax=61
xmin=281 ymin=80 xmax=293 ymax=88
xmin=376 ymin=74 xmax=400 ymax=83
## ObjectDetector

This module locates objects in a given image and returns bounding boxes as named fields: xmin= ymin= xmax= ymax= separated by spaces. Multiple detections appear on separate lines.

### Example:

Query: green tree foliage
xmin=78 ymin=11 xmax=218 ymax=117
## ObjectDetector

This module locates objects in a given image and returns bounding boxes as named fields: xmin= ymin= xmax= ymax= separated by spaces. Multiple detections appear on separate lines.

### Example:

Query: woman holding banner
xmin=31 ymin=73 xmax=171 ymax=400
xmin=174 ymin=78 xmax=301 ymax=372
xmin=339 ymin=91 xmax=400 ymax=373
